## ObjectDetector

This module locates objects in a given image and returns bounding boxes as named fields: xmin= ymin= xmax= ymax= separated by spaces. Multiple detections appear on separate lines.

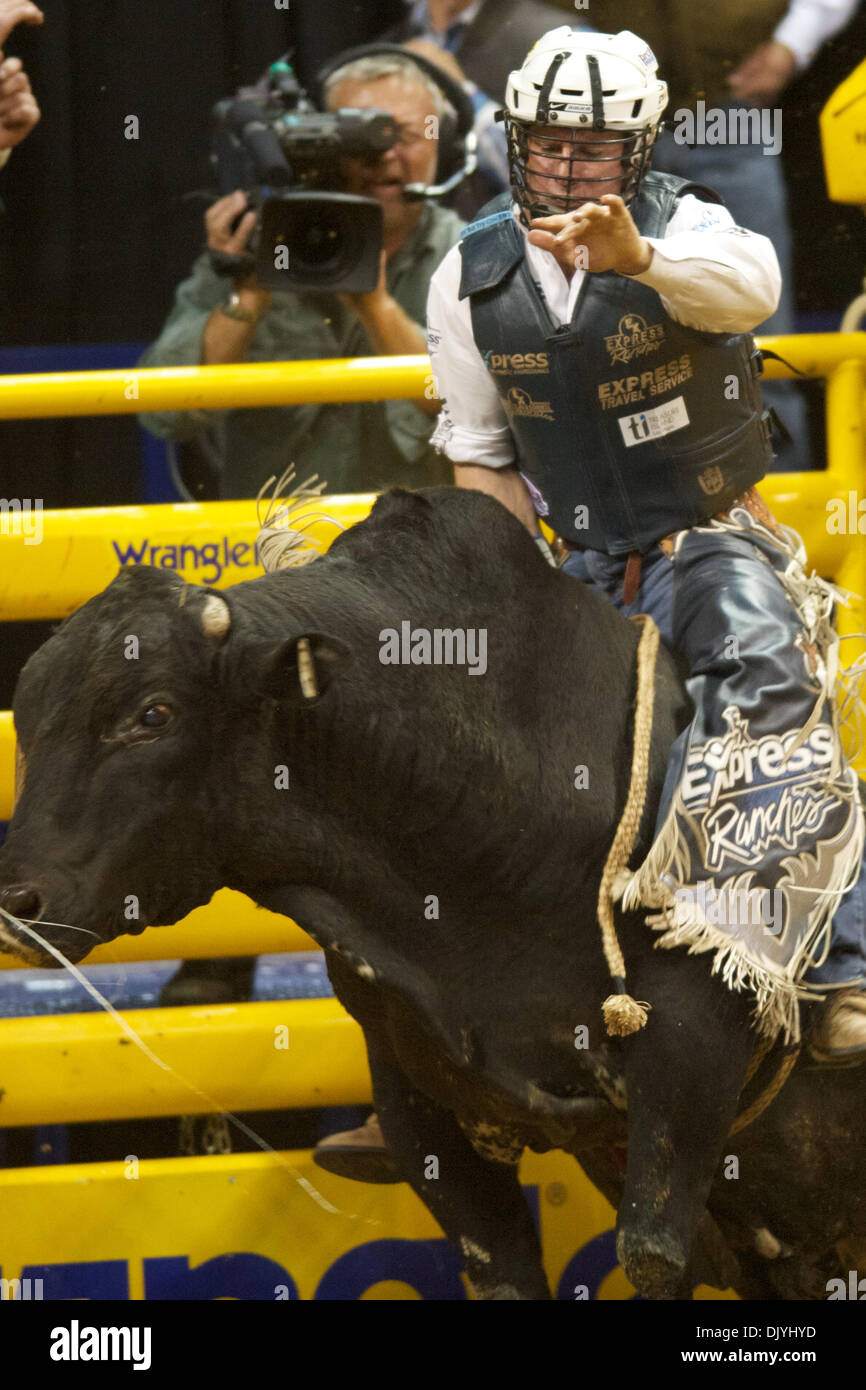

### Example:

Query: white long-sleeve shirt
xmin=774 ymin=0 xmax=860 ymax=70
xmin=427 ymin=197 xmax=782 ymax=468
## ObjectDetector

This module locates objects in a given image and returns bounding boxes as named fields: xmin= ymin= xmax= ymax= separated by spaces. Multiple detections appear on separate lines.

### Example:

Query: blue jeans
xmin=563 ymin=542 xmax=866 ymax=988
xmin=654 ymin=116 xmax=812 ymax=474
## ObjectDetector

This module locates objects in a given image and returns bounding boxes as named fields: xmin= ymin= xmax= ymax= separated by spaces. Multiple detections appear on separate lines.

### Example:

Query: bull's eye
xmin=139 ymin=703 xmax=173 ymax=729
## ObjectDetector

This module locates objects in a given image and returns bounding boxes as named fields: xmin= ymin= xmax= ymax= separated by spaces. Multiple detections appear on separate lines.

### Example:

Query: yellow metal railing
xmin=0 ymin=495 xmax=376 ymax=620
xmin=0 ymin=336 xmax=860 ymax=420
xmin=0 ymin=998 xmax=368 ymax=1125
xmin=0 ymin=355 xmax=433 ymax=420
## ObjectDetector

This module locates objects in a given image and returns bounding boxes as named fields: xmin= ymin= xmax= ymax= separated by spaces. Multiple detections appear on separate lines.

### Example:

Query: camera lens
xmin=291 ymin=206 xmax=353 ymax=276
xmin=257 ymin=192 xmax=383 ymax=293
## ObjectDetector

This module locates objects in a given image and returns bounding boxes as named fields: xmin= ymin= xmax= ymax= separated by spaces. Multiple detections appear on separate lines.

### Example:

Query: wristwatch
xmin=219 ymin=291 xmax=261 ymax=324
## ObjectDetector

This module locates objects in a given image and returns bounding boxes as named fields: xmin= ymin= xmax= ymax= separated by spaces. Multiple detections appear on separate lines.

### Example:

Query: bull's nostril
xmin=0 ymin=884 xmax=44 ymax=922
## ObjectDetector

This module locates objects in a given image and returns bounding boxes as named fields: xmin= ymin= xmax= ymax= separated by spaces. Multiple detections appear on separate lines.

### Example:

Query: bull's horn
xmin=296 ymin=637 xmax=319 ymax=700
xmin=13 ymin=745 xmax=26 ymax=809
xmin=200 ymin=593 xmax=231 ymax=642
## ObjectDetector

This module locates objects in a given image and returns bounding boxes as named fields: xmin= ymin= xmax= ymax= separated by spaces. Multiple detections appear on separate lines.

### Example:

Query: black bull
xmin=1 ymin=486 xmax=864 ymax=1300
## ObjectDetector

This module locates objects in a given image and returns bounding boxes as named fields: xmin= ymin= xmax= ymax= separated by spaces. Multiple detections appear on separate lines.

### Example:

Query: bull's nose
xmin=0 ymin=883 xmax=44 ymax=921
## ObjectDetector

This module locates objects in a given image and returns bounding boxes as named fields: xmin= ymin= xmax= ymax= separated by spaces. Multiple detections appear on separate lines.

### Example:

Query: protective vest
xmin=459 ymin=174 xmax=773 ymax=555
xmin=551 ymin=0 xmax=790 ymax=112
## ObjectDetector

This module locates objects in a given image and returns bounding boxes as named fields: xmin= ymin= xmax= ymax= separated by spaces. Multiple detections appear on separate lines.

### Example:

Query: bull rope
xmin=728 ymin=1037 xmax=800 ymax=1136
xmin=598 ymin=613 xmax=659 ymax=1037
xmin=597 ymin=614 xmax=800 ymax=1129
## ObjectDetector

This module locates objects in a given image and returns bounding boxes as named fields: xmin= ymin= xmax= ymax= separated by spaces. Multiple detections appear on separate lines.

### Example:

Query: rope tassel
xmin=596 ymin=614 xmax=660 ymax=1036
xmin=602 ymin=979 xmax=652 ymax=1037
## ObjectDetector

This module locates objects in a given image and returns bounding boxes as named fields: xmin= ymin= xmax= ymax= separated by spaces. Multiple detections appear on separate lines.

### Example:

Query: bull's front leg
xmin=366 ymin=1030 xmax=551 ymax=1301
xmin=324 ymin=953 xmax=549 ymax=1300
xmin=617 ymin=951 xmax=753 ymax=1300
xmin=263 ymin=890 xmax=551 ymax=1298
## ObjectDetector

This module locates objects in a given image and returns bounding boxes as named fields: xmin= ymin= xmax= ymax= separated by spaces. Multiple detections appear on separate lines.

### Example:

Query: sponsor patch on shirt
xmin=690 ymin=208 xmax=728 ymax=232
xmin=484 ymin=350 xmax=549 ymax=375
xmin=504 ymin=386 xmax=554 ymax=421
xmin=604 ymin=313 xmax=665 ymax=365
xmin=618 ymin=396 xmax=689 ymax=447
xmin=598 ymin=355 xmax=693 ymax=409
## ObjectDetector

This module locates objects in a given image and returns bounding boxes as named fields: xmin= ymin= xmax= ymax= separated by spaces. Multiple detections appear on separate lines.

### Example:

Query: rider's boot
xmin=809 ymin=990 xmax=866 ymax=1066
xmin=313 ymin=1113 xmax=400 ymax=1183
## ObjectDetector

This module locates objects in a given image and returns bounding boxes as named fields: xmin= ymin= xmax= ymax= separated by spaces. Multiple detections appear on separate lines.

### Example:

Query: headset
xmin=313 ymin=42 xmax=477 ymax=201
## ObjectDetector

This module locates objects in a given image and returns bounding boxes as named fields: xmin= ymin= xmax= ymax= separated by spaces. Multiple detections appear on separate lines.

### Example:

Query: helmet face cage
xmin=506 ymin=115 xmax=662 ymax=226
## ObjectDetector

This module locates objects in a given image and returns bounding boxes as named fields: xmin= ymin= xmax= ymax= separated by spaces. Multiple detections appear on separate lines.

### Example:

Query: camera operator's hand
xmin=201 ymin=192 xmax=273 ymax=365
xmin=205 ymin=190 xmax=258 ymax=259
xmin=339 ymin=250 xmax=439 ymax=419
xmin=337 ymin=249 xmax=390 ymax=321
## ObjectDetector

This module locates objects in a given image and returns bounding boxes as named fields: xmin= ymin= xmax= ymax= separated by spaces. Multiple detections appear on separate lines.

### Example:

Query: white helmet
xmin=502 ymin=28 xmax=669 ymax=223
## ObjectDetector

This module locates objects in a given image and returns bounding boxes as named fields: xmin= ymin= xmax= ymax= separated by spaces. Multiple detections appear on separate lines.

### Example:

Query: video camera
xmin=211 ymin=57 xmax=398 ymax=294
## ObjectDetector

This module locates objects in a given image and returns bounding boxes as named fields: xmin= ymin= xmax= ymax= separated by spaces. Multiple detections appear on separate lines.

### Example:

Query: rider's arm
xmin=427 ymin=245 xmax=538 ymax=535
xmin=628 ymin=195 xmax=783 ymax=334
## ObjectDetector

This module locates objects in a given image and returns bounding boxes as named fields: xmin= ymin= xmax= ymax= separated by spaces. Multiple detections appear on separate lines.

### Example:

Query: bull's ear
xmin=265 ymin=632 xmax=352 ymax=705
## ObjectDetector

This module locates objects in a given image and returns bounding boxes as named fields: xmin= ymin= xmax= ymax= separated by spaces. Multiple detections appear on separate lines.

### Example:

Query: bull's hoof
xmin=469 ymin=1277 xmax=551 ymax=1300
xmin=617 ymin=1228 xmax=690 ymax=1300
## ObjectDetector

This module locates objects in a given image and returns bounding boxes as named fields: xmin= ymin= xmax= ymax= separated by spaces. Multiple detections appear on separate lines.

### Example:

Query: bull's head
xmin=0 ymin=564 xmax=348 ymax=965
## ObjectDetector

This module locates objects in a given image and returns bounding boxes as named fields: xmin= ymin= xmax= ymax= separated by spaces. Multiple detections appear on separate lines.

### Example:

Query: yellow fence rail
xmin=0 ymin=336 xmax=861 ymax=420
xmin=0 ymin=998 xmax=368 ymax=1125
xmin=0 ymin=495 xmax=375 ymax=620
xmin=0 ymin=355 xmax=433 ymax=420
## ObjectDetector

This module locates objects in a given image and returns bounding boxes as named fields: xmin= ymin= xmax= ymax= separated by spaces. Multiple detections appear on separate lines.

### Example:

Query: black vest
xmin=459 ymin=174 xmax=774 ymax=555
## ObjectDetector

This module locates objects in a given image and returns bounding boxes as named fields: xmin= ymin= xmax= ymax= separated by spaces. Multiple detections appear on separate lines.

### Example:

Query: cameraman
xmin=138 ymin=51 xmax=465 ymax=499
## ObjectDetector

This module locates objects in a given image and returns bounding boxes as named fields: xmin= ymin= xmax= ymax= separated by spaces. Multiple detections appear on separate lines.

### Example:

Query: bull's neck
xmin=224 ymin=563 xmax=676 ymax=937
